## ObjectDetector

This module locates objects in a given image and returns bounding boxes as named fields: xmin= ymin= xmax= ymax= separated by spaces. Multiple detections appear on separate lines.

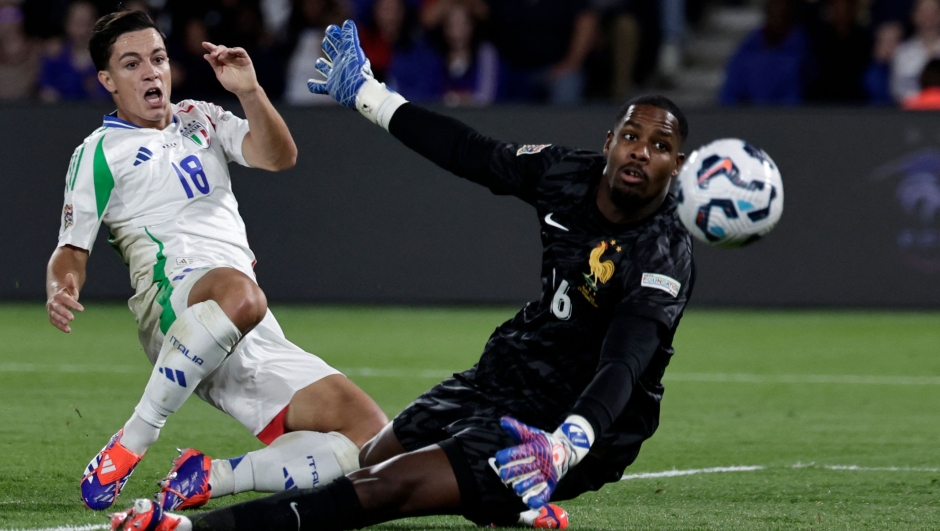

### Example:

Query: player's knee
xmin=220 ymin=280 xmax=267 ymax=332
xmin=358 ymin=423 xmax=404 ymax=467
xmin=357 ymin=400 xmax=389 ymax=439
xmin=358 ymin=436 xmax=391 ymax=468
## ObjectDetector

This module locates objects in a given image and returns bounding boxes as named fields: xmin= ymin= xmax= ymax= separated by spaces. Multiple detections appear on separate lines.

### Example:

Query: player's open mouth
xmin=619 ymin=166 xmax=647 ymax=184
xmin=144 ymin=87 xmax=163 ymax=107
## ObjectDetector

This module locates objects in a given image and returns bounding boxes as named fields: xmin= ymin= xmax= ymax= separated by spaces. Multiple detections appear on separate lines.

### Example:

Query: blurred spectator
xmin=169 ymin=17 xmax=227 ymax=101
xmin=485 ymin=0 xmax=599 ymax=105
xmin=123 ymin=1 xmax=153 ymax=18
xmin=38 ymin=0 xmax=108 ymax=102
xmin=0 ymin=3 xmax=40 ymax=100
xmin=359 ymin=0 xmax=406 ymax=80
xmin=345 ymin=0 xmax=423 ymax=29
xmin=284 ymin=0 xmax=349 ymax=104
xmin=891 ymin=0 xmax=940 ymax=102
xmin=419 ymin=0 xmax=487 ymax=29
xmin=210 ymin=0 xmax=265 ymax=50
xmin=805 ymin=0 xmax=871 ymax=103
xmin=261 ymin=0 xmax=292 ymax=37
xmin=592 ymin=0 xmax=662 ymax=100
xmin=869 ymin=0 xmax=915 ymax=35
xmin=902 ymin=58 xmax=940 ymax=109
xmin=864 ymin=20 xmax=903 ymax=104
xmin=359 ymin=0 xmax=443 ymax=102
xmin=658 ymin=0 xmax=685 ymax=84
xmin=719 ymin=0 xmax=810 ymax=105
xmin=427 ymin=0 xmax=497 ymax=106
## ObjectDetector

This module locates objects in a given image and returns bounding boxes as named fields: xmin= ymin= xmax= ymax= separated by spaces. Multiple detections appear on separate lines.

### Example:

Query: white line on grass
xmin=1 ymin=524 xmax=108 ymax=531
xmin=338 ymin=367 xmax=455 ymax=379
xmin=0 ymin=363 xmax=139 ymax=373
xmin=620 ymin=463 xmax=940 ymax=482
xmin=620 ymin=465 xmax=765 ymax=480
xmin=665 ymin=373 xmax=940 ymax=385
xmin=792 ymin=462 xmax=940 ymax=473
xmin=4 ymin=364 xmax=940 ymax=385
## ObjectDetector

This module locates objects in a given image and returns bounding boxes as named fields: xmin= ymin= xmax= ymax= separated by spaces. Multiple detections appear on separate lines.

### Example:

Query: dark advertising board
xmin=1 ymin=105 xmax=938 ymax=307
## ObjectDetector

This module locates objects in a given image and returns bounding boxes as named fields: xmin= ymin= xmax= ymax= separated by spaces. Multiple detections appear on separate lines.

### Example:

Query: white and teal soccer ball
xmin=676 ymin=138 xmax=784 ymax=248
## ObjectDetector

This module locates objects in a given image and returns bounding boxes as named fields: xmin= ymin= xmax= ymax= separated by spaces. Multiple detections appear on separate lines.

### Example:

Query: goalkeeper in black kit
xmin=110 ymin=20 xmax=695 ymax=531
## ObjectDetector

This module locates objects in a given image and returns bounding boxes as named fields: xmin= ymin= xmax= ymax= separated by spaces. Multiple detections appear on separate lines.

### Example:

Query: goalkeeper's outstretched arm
xmin=308 ymin=20 xmax=550 ymax=198
xmin=388 ymin=103 xmax=500 ymax=184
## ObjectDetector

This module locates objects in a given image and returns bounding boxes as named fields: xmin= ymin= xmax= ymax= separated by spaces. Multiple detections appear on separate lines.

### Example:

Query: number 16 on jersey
xmin=172 ymin=155 xmax=210 ymax=199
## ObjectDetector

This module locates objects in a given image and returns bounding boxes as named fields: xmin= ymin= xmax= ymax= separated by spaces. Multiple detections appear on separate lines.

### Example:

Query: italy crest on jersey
xmin=181 ymin=120 xmax=211 ymax=149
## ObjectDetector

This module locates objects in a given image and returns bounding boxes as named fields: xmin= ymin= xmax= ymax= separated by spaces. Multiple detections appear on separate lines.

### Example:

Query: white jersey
xmin=57 ymin=100 xmax=255 ymax=294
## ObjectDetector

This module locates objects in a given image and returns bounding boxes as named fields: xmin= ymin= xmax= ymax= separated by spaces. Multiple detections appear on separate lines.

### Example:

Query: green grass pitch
xmin=1 ymin=303 xmax=939 ymax=530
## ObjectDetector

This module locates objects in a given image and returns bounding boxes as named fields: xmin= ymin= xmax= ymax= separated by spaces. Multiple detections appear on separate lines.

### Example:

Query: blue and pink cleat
xmin=81 ymin=430 xmax=144 ymax=510
xmin=519 ymin=504 xmax=569 ymax=529
xmin=159 ymin=448 xmax=212 ymax=511
xmin=110 ymin=498 xmax=182 ymax=531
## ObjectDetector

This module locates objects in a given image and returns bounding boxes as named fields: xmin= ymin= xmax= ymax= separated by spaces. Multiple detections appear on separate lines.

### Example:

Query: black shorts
xmin=392 ymin=375 xmax=643 ymax=525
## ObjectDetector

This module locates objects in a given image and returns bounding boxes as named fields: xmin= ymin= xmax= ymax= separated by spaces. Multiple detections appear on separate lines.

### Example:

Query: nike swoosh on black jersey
xmin=544 ymin=213 xmax=570 ymax=231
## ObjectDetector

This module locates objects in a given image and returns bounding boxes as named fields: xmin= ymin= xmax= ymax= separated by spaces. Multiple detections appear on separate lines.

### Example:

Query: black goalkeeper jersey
xmin=389 ymin=104 xmax=695 ymax=448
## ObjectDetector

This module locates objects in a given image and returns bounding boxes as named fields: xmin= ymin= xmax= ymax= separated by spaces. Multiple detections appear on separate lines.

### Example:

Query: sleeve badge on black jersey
xmin=641 ymin=273 xmax=681 ymax=297
xmin=516 ymin=144 xmax=552 ymax=156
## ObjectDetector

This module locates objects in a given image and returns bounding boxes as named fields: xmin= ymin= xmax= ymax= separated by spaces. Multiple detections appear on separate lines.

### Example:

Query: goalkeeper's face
xmin=97 ymin=28 xmax=172 ymax=128
xmin=601 ymin=104 xmax=685 ymax=217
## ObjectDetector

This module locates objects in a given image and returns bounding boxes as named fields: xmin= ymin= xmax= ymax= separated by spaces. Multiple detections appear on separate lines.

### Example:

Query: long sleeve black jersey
xmin=389 ymin=104 xmax=695 ymax=449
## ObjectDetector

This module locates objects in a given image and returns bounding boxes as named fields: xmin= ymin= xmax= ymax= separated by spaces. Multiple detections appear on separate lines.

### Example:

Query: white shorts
xmin=129 ymin=266 xmax=341 ymax=437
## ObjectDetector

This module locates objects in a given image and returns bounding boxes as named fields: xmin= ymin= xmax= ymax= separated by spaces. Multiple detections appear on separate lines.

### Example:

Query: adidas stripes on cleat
xmin=160 ymin=448 xmax=212 ymax=511
xmin=81 ymin=430 xmax=143 ymax=511
xmin=110 ymin=498 xmax=182 ymax=531
xmin=520 ymin=504 xmax=569 ymax=529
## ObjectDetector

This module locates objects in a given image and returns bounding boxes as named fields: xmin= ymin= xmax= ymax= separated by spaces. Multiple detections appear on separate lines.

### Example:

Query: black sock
xmin=191 ymin=477 xmax=365 ymax=531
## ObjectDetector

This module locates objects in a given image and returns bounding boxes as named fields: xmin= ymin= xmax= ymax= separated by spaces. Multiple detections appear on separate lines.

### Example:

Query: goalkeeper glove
xmin=307 ymin=20 xmax=406 ymax=130
xmin=494 ymin=415 xmax=594 ymax=510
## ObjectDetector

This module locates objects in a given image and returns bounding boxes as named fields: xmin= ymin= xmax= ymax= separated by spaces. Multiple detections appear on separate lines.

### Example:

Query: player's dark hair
xmin=89 ymin=9 xmax=165 ymax=72
xmin=615 ymin=95 xmax=689 ymax=143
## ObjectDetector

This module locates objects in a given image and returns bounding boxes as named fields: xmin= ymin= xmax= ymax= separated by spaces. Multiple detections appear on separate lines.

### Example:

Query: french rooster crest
xmin=584 ymin=241 xmax=615 ymax=290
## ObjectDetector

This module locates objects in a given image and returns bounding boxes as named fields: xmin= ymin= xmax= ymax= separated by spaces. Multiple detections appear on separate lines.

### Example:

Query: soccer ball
xmin=676 ymin=138 xmax=784 ymax=248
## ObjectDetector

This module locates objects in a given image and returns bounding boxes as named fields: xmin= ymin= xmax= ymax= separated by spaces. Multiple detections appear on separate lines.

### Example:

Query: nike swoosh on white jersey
xmin=544 ymin=213 xmax=570 ymax=231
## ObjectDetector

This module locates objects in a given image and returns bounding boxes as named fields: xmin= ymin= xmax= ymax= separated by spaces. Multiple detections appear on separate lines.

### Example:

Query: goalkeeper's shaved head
xmin=615 ymin=95 xmax=688 ymax=145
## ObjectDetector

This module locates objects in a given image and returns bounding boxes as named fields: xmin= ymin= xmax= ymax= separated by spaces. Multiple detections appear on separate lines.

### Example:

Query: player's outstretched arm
xmin=46 ymin=245 xmax=88 ymax=333
xmin=494 ymin=315 xmax=662 ymax=509
xmin=308 ymin=20 xmax=559 ymax=202
xmin=202 ymin=42 xmax=297 ymax=171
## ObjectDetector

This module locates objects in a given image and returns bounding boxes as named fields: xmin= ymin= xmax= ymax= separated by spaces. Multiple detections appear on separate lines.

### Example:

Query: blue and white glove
xmin=307 ymin=20 xmax=406 ymax=130
xmin=494 ymin=416 xmax=594 ymax=510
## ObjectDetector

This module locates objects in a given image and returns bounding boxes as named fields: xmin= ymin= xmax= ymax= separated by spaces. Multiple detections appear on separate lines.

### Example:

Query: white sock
xmin=120 ymin=301 xmax=241 ymax=456
xmin=207 ymin=458 xmax=236 ymax=498
xmin=119 ymin=413 xmax=160 ymax=456
xmin=210 ymin=431 xmax=360 ymax=496
xmin=518 ymin=509 xmax=540 ymax=526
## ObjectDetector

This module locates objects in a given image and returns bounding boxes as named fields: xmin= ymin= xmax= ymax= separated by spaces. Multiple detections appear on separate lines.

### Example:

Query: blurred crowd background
xmin=0 ymin=0 xmax=937 ymax=108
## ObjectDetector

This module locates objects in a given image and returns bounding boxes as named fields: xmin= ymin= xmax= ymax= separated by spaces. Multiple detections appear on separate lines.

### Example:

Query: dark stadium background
xmin=3 ymin=104 xmax=940 ymax=307
xmin=2 ymin=0 xmax=939 ymax=309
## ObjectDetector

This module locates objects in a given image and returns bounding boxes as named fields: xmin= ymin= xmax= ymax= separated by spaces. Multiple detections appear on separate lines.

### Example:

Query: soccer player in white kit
xmin=44 ymin=10 xmax=387 ymax=511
